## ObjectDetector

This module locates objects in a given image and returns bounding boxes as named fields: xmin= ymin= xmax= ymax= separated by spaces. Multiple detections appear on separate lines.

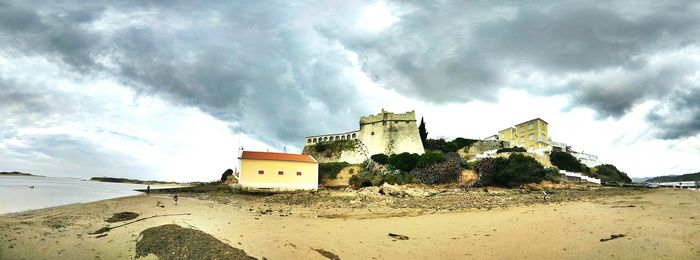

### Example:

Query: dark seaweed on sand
xmin=136 ymin=224 xmax=256 ymax=260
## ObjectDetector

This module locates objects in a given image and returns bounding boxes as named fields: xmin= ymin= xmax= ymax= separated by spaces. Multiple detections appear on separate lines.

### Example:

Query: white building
xmin=571 ymin=151 xmax=600 ymax=167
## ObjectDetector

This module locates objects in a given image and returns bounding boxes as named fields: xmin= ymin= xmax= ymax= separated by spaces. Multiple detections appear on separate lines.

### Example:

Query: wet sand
xmin=1 ymin=188 xmax=698 ymax=259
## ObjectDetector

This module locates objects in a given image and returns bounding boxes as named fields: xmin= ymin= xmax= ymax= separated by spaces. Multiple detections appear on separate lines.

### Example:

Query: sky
xmin=1 ymin=0 xmax=699 ymax=182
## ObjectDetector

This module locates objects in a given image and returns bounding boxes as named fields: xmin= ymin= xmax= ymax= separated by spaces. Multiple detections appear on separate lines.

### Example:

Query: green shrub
xmin=452 ymin=138 xmax=478 ymax=149
xmin=220 ymin=169 xmax=233 ymax=182
xmin=423 ymin=138 xmax=448 ymax=151
xmin=416 ymin=151 xmax=446 ymax=168
xmin=550 ymin=151 xmax=585 ymax=172
xmin=462 ymin=161 xmax=476 ymax=170
xmin=313 ymin=140 xmax=356 ymax=154
xmin=543 ymin=167 xmax=561 ymax=182
xmin=594 ymin=164 xmax=631 ymax=183
xmin=496 ymin=147 xmax=527 ymax=153
xmin=388 ymin=152 xmax=420 ymax=172
xmin=370 ymin=153 xmax=389 ymax=165
xmin=442 ymin=142 xmax=459 ymax=153
xmin=318 ymin=162 xmax=350 ymax=181
xmin=474 ymin=154 xmax=548 ymax=187
xmin=411 ymin=152 xmax=463 ymax=184
xmin=425 ymin=137 xmax=478 ymax=152
xmin=349 ymin=162 xmax=414 ymax=187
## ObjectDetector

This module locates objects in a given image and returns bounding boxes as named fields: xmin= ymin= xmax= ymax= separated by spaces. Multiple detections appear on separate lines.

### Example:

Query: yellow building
xmin=238 ymin=151 xmax=319 ymax=190
xmin=498 ymin=118 xmax=550 ymax=153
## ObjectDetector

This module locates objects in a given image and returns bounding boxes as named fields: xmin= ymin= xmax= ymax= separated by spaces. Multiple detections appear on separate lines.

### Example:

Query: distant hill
xmin=646 ymin=172 xmax=700 ymax=183
xmin=0 ymin=171 xmax=44 ymax=177
xmin=90 ymin=177 xmax=179 ymax=185
xmin=630 ymin=177 xmax=650 ymax=183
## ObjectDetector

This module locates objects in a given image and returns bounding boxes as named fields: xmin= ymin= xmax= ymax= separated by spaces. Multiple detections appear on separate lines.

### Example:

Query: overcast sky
xmin=1 ymin=0 xmax=699 ymax=181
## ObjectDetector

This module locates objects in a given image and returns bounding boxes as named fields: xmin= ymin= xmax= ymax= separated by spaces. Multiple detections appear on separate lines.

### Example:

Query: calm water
xmin=0 ymin=176 xmax=167 ymax=214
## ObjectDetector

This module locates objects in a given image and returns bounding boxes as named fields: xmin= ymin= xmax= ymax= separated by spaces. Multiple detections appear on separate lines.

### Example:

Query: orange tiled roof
xmin=240 ymin=151 xmax=317 ymax=163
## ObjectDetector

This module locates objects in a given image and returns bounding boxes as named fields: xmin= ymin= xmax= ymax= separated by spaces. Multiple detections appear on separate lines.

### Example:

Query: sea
xmin=0 ymin=175 xmax=168 ymax=215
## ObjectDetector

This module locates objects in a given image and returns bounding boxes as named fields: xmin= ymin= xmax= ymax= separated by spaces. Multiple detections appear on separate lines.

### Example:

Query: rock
xmin=379 ymin=183 xmax=406 ymax=197
xmin=388 ymin=233 xmax=409 ymax=240
xmin=404 ymin=187 xmax=439 ymax=198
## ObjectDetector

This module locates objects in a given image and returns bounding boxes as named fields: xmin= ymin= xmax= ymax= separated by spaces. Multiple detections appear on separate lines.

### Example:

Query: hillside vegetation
xmin=647 ymin=172 xmax=700 ymax=182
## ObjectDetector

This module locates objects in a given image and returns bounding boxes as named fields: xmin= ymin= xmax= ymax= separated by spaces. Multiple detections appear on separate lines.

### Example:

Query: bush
xmin=543 ymin=167 xmax=561 ymax=182
xmin=462 ymin=160 xmax=476 ymax=170
xmin=349 ymin=161 xmax=414 ymax=187
xmin=416 ymin=151 xmax=446 ymax=168
xmin=425 ymin=137 xmax=478 ymax=152
xmin=452 ymin=138 xmax=478 ymax=149
xmin=388 ymin=152 xmax=420 ymax=172
xmin=496 ymin=147 xmax=527 ymax=153
xmin=370 ymin=153 xmax=389 ymax=165
xmin=313 ymin=140 xmax=356 ymax=154
xmin=423 ymin=138 xmax=449 ymax=151
xmin=220 ymin=169 xmax=233 ymax=182
xmin=594 ymin=164 xmax=631 ymax=183
xmin=550 ymin=151 xmax=585 ymax=172
xmin=442 ymin=142 xmax=459 ymax=153
xmin=318 ymin=162 xmax=350 ymax=181
xmin=474 ymin=154 xmax=548 ymax=187
xmin=411 ymin=152 xmax=463 ymax=184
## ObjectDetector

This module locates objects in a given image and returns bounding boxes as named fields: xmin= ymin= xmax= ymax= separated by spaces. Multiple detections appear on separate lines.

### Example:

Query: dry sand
xmin=1 ymin=188 xmax=699 ymax=259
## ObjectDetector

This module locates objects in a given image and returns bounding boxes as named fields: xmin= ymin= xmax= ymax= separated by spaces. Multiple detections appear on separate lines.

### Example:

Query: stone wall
xmin=303 ymin=109 xmax=425 ymax=164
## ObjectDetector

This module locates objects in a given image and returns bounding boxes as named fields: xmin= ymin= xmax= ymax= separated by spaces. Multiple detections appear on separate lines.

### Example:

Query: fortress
xmin=303 ymin=109 xmax=425 ymax=163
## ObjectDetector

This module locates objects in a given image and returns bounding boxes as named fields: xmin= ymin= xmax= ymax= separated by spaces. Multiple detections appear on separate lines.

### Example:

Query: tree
xmin=221 ymin=169 xmax=233 ymax=182
xmin=418 ymin=117 xmax=428 ymax=145
xmin=594 ymin=164 xmax=632 ymax=183
xmin=549 ymin=151 xmax=584 ymax=172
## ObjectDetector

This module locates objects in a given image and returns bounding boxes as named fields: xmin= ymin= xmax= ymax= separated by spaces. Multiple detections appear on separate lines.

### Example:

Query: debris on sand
xmin=611 ymin=205 xmax=636 ymax=208
xmin=600 ymin=234 xmax=626 ymax=242
xmin=388 ymin=233 xmax=409 ymax=240
xmin=105 ymin=212 xmax=139 ymax=223
xmin=313 ymin=248 xmax=341 ymax=260
xmin=136 ymin=224 xmax=256 ymax=260
xmin=156 ymin=201 xmax=165 ymax=208
xmin=90 ymin=227 xmax=111 ymax=235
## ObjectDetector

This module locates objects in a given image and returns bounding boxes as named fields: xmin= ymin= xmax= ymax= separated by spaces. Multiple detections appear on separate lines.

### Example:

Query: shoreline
xmin=1 ymin=188 xmax=698 ymax=259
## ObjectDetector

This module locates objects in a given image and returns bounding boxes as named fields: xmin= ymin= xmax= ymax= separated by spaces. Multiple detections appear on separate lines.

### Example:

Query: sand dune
xmin=1 ymin=189 xmax=698 ymax=259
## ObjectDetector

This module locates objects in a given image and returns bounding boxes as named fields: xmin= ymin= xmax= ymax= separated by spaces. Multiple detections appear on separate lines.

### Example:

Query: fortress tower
xmin=303 ymin=109 xmax=425 ymax=163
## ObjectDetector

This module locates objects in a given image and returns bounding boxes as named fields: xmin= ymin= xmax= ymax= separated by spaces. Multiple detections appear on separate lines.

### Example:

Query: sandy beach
xmin=1 ymin=187 xmax=698 ymax=259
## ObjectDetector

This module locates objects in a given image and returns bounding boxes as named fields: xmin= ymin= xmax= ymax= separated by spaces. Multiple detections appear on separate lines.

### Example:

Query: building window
xmin=296 ymin=171 xmax=302 ymax=176
xmin=307 ymin=139 xmax=311 ymax=143
xmin=405 ymin=121 xmax=409 ymax=124
xmin=352 ymin=133 xmax=356 ymax=138
xmin=278 ymin=171 xmax=284 ymax=175
xmin=528 ymin=123 xmax=534 ymax=129
xmin=258 ymin=170 xmax=264 ymax=175
xmin=529 ymin=134 xmax=534 ymax=141
xmin=371 ymin=132 xmax=375 ymax=135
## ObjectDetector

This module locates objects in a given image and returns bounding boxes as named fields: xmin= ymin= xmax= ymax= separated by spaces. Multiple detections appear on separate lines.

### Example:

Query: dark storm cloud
xmin=2 ymin=0 xmax=700 ymax=142
xmin=0 ymin=0 xmax=370 ymax=147
xmin=647 ymin=87 xmax=700 ymax=139
xmin=322 ymin=0 xmax=700 ymax=136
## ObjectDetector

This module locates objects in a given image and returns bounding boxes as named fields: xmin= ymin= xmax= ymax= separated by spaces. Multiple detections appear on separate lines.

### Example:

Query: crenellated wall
xmin=303 ymin=109 xmax=425 ymax=164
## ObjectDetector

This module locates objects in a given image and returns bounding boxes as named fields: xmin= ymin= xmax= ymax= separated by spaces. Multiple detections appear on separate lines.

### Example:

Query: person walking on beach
xmin=173 ymin=193 xmax=179 ymax=205
xmin=146 ymin=185 xmax=150 ymax=195
xmin=543 ymin=190 xmax=548 ymax=202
